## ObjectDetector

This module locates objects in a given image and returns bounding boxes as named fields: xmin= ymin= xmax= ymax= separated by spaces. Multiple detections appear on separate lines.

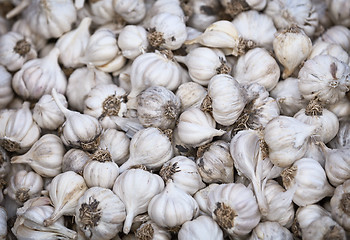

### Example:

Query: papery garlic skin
xmin=178 ymin=215 xmax=224 ymax=240
xmin=0 ymin=65 xmax=14 ymax=109
xmin=282 ymin=158 xmax=334 ymax=206
xmin=234 ymin=47 xmax=280 ymax=91
xmin=176 ymin=82 xmax=207 ymax=112
xmin=0 ymin=207 xmax=6 ymax=238
xmin=33 ymin=93 xmax=68 ymax=130
xmin=62 ymin=148 xmax=90 ymax=175
xmin=113 ymin=169 xmax=164 ymax=234
xmin=309 ymin=41 xmax=350 ymax=64
xmin=330 ymin=179 xmax=350 ymax=231
xmin=76 ymin=187 xmax=126 ymax=240
xmin=318 ymin=25 xmax=350 ymax=52
xmin=0 ymin=31 xmax=37 ymax=71
xmin=249 ymin=221 xmax=293 ymax=240
xmin=118 ymin=25 xmax=149 ymax=60
xmin=298 ymin=55 xmax=350 ymax=105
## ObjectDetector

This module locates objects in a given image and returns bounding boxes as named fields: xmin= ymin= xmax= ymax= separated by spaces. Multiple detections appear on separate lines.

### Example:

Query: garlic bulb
xmin=0 ymin=102 xmax=40 ymax=153
xmin=0 ymin=31 xmax=37 ymax=71
xmin=176 ymin=107 xmax=225 ymax=147
xmin=281 ymin=157 xmax=334 ymax=206
xmin=55 ymin=17 xmax=91 ymax=68
xmin=234 ymin=47 xmax=280 ymax=91
xmin=175 ymin=82 xmax=207 ymax=112
xmin=148 ymin=12 xmax=187 ymax=50
xmin=207 ymin=183 xmax=261 ymax=238
xmin=44 ymin=171 xmax=88 ymax=226
xmin=66 ymin=66 xmax=113 ymax=112
xmin=249 ymin=221 xmax=293 ymax=240
xmin=308 ymin=41 xmax=350 ymax=64
xmin=328 ymin=96 xmax=350 ymax=119
xmin=270 ymin=77 xmax=308 ymax=116
xmin=12 ymin=47 xmax=67 ymax=101
xmin=83 ymin=149 xmax=119 ymax=189
xmin=117 ymin=25 xmax=149 ymax=59
xmin=135 ymin=220 xmax=171 ymax=240
xmin=264 ymin=0 xmax=319 ymax=37
xmin=329 ymin=118 xmax=350 ymax=149
xmin=263 ymin=180 xmax=295 ymax=227
xmin=264 ymin=116 xmax=316 ymax=167
xmin=175 ymin=47 xmax=231 ymax=86
xmin=273 ymin=27 xmax=312 ymax=79
xmin=330 ymin=179 xmax=350 ymax=231
xmin=148 ymin=181 xmax=199 ymax=229
xmin=178 ymin=215 xmax=224 ymax=240
xmin=302 ymin=215 xmax=346 ymax=240
xmin=88 ymin=0 xmax=115 ymax=25
xmin=187 ymin=0 xmax=220 ymax=31
xmin=298 ymin=55 xmax=350 ymax=105
xmin=52 ymin=88 xmax=102 ymax=152
xmin=84 ymin=83 xmax=127 ymax=129
xmin=137 ymin=86 xmax=181 ymax=129
xmin=62 ymin=148 xmax=90 ymax=175
xmin=193 ymin=183 xmax=219 ymax=215
xmin=160 ymin=156 xmax=205 ymax=195
xmin=33 ymin=93 xmax=68 ymax=130
xmin=205 ymin=74 xmax=246 ymax=126
xmin=119 ymin=127 xmax=173 ymax=172
xmin=113 ymin=168 xmax=164 ymax=234
xmin=113 ymin=0 xmax=146 ymax=24
xmin=0 ymin=65 xmax=14 ymax=109
xmin=0 ymin=207 xmax=6 ymax=238
xmin=197 ymin=140 xmax=234 ymax=184
xmin=75 ymin=187 xmax=126 ymax=240
xmin=327 ymin=0 xmax=350 ymax=27
xmin=232 ymin=10 xmax=276 ymax=50
xmin=318 ymin=25 xmax=350 ymax=52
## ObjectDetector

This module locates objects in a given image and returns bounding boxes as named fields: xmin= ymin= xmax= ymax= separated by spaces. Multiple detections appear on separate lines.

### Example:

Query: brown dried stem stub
xmin=91 ymin=149 xmax=112 ymax=162
xmin=216 ymin=57 xmax=231 ymax=74
xmin=164 ymin=102 xmax=178 ymax=120
xmin=14 ymin=39 xmax=31 ymax=56
xmin=200 ymin=95 xmax=213 ymax=112
xmin=15 ymin=188 xmax=30 ymax=203
xmin=160 ymin=49 xmax=174 ymax=60
xmin=225 ymin=0 xmax=250 ymax=17
xmin=214 ymin=202 xmax=236 ymax=229
xmin=1 ymin=139 xmax=20 ymax=152
xmin=135 ymin=223 xmax=154 ymax=240
xmin=291 ymin=217 xmax=302 ymax=239
xmin=237 ymin=38 xmax=256 ymax=56
xmin=159 ymin=162 xmax=180 ymax=182
xmin=79 ymin=197 xmax=102 ymax=229
xmin=305 ymin=98 xmax=323 ymax=116
xmin=196 ymin=142 xmax=212 ymax=158
xmin=340 ymin=192 xmax=350 ymax=216
xmin=148 ymin=28 xmax=165 ymax=48
xmin=80 ymin=134 xmax=101 ymax=152
xmin=281 ymin=166 xmax=297 ymax=189
xmin=100 ymin=95 xmax=123 ymax=119
xmin=160 ymin=128 xmax=173 ymax=140
xmin=330 ymin=62 xmax=338 ymax=80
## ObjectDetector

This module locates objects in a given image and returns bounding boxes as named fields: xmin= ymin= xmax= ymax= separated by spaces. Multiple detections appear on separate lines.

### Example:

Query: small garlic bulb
xmin=330 ymin=179 xmax=350 ymax=231
xmin=62 ymin=148 xmax=90 ymax=175
xmin=113 ymin=0 xmax=146 ymax=24
xmin=327 ymin=0 xmax=350 ymax=27
xmin=88 ymin=0 xmax=115 ymax=25
xmin=117 ymin=25 xmax=149 ymax=60
xmin=0 ymin=31 xmax=37 ymax=71
xmin=196 ymin=140 xmax=234 ymax=184
xmin=137 ymin=86 xmax=181 ymax=129
xmin=249 ymin=221 xmax=293 ymax=240
xmin=234 ymin=47 xmax=280 ymax=91
xmin=135 ymin=220 xmax=171 ymax=240
xmin=178 ymin=215 xmax=224 ymax=240
xmin=33 ymin=93 xmax=68 ymax=130
xmin=273 ymin=27 xmax=312 ymax=79
xmin=281 ymin=158 xmax=334 ymax=206
xmin=318 ymin=25 xmax=350 ymax=52
xmin=44 ymin=171 xmax=88 ymax=226
xmin=298 ymin=55 xmax=350 ymax=105
xmin=148 ymin=181 xmax=199 ymax=229
xmin=0 ymin=65 xmax=14 ymax=109
xmin=308 ymin=41 xmax=350 ymax=64
xmin=113 ymin=168 xmax=164 ymax=234
xmin=175 ymin=82 xmax=207 ymax=112
xmin=83 ymin=149 xmax=119 ymax=189
xmin=207 ymin=183 xmax=261 ymax=238
xmin=52 ymin=88 xmax=102 ymax=152
xmin=4 ymin=169 xmax=43 ymax=205
xmin=12 ymin=47 xmax=67 ymax=101
xmin=75 ymin=187 xmax=126 ymax=240
xmin=176 ymin=107 xmax=225 ymax=147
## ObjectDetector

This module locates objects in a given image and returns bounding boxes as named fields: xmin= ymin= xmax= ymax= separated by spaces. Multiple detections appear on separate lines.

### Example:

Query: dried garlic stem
xmin=214 ymin=202 xmax=236 ymax=229
xmin=136 ymin=223 xmax=154 ymax=240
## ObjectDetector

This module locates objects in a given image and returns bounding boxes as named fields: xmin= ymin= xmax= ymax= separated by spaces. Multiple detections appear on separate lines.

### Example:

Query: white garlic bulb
xmin=119 ymin=127 xmax=173 ymax=172
xmin=327 ymin=0 xmax=350 ymax=27
xmin=83 ymin=149 xmax=119 ymax=189
xmin=52 ymin=88 xmax=102 ymax=152
xmin=118 ymin=25 xmax=149 ymax=59
xmin=0 ymin=207 xmax=6 ymax=238
xmin=4 ymin=169 xmax=43 ymax=205
xmin=232 ymin=10 xmax=276 ymax=50
xmin=298 ymin=55 xmax=350 ymax=105
xmin=205 ymin=74 xmax=246 ymax=126
xmin=113 ymin=168 xmax=164 ymax=234
xmin=55 ymin=17 xmax=91 ymax=68
xmin=249 ymin=221 xmax=293 ymax=240
xmin=193 ymin=183 xmax=219 ymax=216
xmin=0 ymin=65 xmax=14 ymax=109
xmin=135 ymin=220 xmax=171 ymax=240
xmin=148 ymin=12 xmax=187 ymax=50
xmin=62 ymin=148 xmax=90 ymax=175
xmin=88 ymin=0 xmax=115 ymax=25
xmin=113 ymin=0 xmax=146 ymax=24
xmin=330 ymin=179 xmax=350 ymax=231
xmin=308 ymin=41 xmax=350 ymax=64
xmin=273 ymin=27 xmax=312 ymax=79
xmin=176 ymin=107 xmax=225 ymax=147
xmin=33 ymin=93 xmax=68 ymax=130
xmin=148 ymin=181 xmax=199 ymax=228
xmin=0 ymin=31 xmax=37 ymax=71
xmin=207 ymin=183 xmax=261 ymax=238
xmin=75 ymin=187 xmax=126 ymax=240
xmin=328 ymin=117 xmax=350 ymax=149
xmin=281 ymin=157 xmax=334 ymax=206
xmin=160 ymin=156 xmax=205 ymax=195
xmin=12 ymin=47 xmax=67 ymax=101
xmin=234 ymin=47 xmax=280 ymax=91
xmin=137 ymin=86 xmax=181 ymax=129
xmin=302 ymin=215 xmax=346 ymax=240
xmin=66 ymin=66 xmax=113 ymax=112
xmin=178 ymin=215 xmax=224 ymax=240
xmin=0 ymin=102 xmax=41 ymax=153
xmin=187 ymin=0 xmax=220 ymax=31
xmin=197 ymin=140 xmax=234 ymax=184
xmin=318 ymin=25 xmax=350 ymax=52
xmin=175 ymin=82 xmax=207 ymax=112
xmin=323 ymin=146 xmax=350 ymax=187
xmin=264 ymin=116 xmax=317 ymax=167
xmin=295 ymin=204 xmax=332 ymax=234
xmin=44 ymin=171 xmax=88 ymax=226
